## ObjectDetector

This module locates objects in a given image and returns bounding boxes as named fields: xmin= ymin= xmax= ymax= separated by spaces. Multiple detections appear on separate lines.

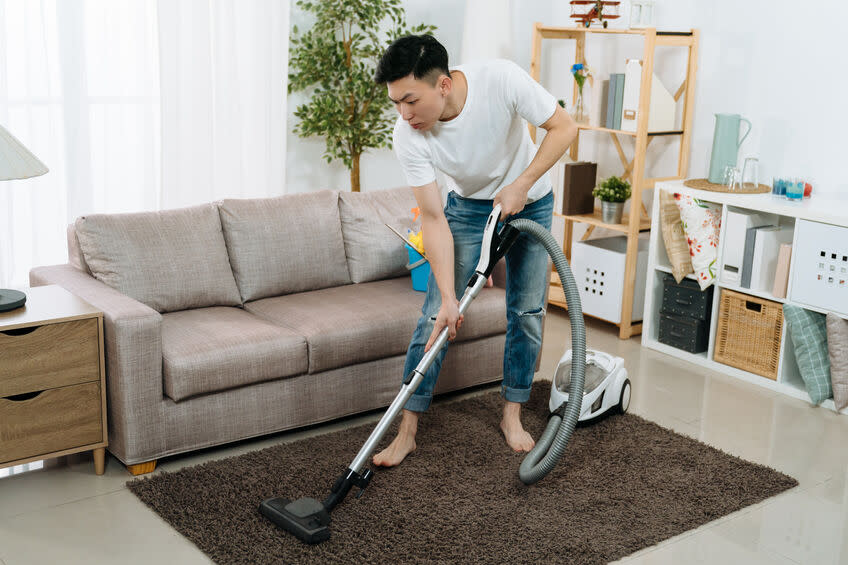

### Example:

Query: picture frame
xmin=629 ymin=0 xmax=655 ymax=29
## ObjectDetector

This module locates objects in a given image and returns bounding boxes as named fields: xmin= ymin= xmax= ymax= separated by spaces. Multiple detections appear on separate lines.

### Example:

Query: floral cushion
xmin=673 ymin=193 xmax=721 ymax=290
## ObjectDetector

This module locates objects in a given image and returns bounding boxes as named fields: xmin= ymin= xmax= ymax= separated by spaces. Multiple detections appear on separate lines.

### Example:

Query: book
xmin=741 ymin=224 xmax=772 ymax=288
xmin=590 ymin=78 xmax=609 ymax=128
xmin=771 ymin=243 xmax=793 ymax=298
xmin=612 ymin=73 xmax=626 ymax=130
xmin=561 ymin=162 xmax=597 ymax=215
xmin=750 ymin=226 xmax=794 ymax=292
xmin=605 ymin=74 xmax=619 ymax=129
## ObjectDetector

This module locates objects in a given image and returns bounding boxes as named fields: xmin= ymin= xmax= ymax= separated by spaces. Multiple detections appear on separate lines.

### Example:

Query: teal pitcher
xmin=707 ymin=113 xmax=752 ymax=184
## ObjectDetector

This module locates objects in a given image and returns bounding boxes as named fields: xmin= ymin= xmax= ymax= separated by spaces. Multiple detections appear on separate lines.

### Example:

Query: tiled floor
xmin=1 ymin=308 xmax=846 ymax=564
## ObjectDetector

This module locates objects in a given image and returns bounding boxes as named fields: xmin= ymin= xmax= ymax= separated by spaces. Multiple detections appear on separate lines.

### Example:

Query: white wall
xmin=286 ymin=0 xmax=848 ymax=198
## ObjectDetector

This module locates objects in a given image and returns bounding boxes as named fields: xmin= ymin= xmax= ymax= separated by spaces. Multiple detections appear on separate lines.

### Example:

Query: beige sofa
xmin=30 ymin=187 xmax=529 ymax=475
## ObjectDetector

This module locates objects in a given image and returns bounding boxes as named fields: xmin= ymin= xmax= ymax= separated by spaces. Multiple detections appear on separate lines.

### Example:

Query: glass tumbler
xmin=785 ymin=177 xmax=804 ymax=200
xmin=740 ymin=157 xmax=759 ymax=191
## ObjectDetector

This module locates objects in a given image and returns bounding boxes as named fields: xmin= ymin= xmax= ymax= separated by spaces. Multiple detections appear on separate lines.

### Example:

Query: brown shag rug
xmin=127 ymin=383 xmax=797 ymax=564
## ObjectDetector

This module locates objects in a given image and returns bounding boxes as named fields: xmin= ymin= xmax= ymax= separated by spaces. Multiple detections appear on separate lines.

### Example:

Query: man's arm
xmin=413 ymin=181 xmax=455 ymax=303
xmin=493 ymin=105 xmax=578 ymax=220
xmin=411 ymin=181 xmax=464 ymax=350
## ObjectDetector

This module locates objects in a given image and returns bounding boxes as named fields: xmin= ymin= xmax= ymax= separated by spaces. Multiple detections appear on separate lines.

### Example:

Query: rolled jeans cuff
xmin=501 ymin=384 xmax=532 ymax=404
xmin=403 ymin=392 xmax=432 ymax=413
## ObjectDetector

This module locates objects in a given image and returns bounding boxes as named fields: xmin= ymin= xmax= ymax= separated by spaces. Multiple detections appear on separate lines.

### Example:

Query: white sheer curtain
xmin=0 ymin=0 xmax=289 ymax=288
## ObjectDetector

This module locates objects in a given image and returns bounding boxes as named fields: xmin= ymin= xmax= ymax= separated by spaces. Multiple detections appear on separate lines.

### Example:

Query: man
xmin=372 ymin=34 xmax=577 ymax=467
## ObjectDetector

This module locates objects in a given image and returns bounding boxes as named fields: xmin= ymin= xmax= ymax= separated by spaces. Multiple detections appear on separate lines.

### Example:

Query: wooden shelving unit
xmin=529 ymin=23 xmax=699 ymax=339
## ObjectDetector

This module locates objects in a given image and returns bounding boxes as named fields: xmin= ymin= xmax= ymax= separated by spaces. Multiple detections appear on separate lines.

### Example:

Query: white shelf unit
xmin=642 ymin=180 xmax=848 ymax=415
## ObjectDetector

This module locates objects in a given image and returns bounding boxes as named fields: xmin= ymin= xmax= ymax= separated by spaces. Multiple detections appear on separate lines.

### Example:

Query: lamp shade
xmin=0 ymin=123 xmax=48 ymax=181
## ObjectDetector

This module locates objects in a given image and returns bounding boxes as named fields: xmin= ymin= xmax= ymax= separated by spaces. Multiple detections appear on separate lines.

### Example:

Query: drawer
xmin=658 ymin=312 xmax=709 ymax=354
xmin=661 ymin=274 xmax=713 ymax=321
xmin=0 ymin=381 xmax=103 ymax=464
xmin=0 ymin=318 xmax=100 ymax=398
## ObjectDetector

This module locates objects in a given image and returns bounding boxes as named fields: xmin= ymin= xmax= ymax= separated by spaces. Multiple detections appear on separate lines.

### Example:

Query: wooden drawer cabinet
xmin=0 ymin=286 xmax=108 ymax=475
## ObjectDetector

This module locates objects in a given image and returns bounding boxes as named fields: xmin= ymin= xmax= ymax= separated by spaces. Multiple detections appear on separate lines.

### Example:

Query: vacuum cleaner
xmin=259 ymin=203 xmax=630 ymax=544
xmin=550 ymin=349 xmax=630 ymax=423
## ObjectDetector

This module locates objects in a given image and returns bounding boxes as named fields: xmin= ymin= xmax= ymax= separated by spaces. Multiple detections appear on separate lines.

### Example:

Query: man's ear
xmin=439 ymin=74 xmax=452 ymax=96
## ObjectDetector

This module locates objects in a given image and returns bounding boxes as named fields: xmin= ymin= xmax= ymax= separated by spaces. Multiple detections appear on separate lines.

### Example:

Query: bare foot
xmin=500 ymin=401 xmax=536 ymax=453
xmin=372 ymin=410 xmax=419 ymax=467
xmin=372 ymin=431 xmax=417 ymax=467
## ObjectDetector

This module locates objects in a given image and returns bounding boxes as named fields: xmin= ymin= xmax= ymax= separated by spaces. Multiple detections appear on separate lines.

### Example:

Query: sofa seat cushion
xmin=74 ymin=204 xmax=242 ymax=313
xmin=162 ymin=307 xmax=308 ymax=402
xmin=218 ymin=190 xmax=352 ymax=302
xmin=244 ymin=276 xmax=507 ymax=374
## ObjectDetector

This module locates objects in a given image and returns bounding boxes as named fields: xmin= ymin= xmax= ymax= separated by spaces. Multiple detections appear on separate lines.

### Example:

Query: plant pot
xmin=601 ymin=201 xmax=624 ymax=224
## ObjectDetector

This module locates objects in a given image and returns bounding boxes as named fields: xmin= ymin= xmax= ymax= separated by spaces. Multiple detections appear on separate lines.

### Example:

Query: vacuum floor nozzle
xmin=259 ymin=496 xmax=331 ymax=544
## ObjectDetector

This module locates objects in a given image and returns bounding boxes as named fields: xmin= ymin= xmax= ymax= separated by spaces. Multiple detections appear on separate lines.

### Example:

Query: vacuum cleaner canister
xmin=550 ymin=349 xmax=630 ymax=422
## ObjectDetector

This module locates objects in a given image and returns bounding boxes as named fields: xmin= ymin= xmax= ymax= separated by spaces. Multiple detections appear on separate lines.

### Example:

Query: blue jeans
xmin=402 ymin=189 xmax=554 ymax=412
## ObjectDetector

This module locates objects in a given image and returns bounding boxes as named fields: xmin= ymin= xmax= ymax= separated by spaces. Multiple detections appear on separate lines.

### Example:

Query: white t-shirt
xmin=392 ymin=58 xmax=558 ymax=202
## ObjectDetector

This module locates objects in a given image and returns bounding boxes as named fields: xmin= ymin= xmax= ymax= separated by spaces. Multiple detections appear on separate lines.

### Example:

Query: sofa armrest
xmin=30 ymin=264 xmax=165 ymax=464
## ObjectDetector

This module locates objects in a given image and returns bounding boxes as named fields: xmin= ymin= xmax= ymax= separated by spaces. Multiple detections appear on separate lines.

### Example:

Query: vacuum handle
xmin=474 ymin=204 xmax=520 ymax=279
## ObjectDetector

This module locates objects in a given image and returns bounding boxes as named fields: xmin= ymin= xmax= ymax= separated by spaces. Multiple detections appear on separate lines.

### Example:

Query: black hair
xmin=374 ymin=34 xmax=450 ymax=85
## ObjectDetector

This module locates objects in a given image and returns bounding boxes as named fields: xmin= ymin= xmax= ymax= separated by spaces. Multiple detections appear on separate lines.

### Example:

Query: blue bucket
xmin=405 ymin=244 xmax=430 ymax=292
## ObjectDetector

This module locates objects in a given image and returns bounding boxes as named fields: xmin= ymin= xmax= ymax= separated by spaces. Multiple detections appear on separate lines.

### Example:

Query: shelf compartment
xmin=556 ymin=209 xmax=652 ymax=232
xmin=576 ymin=125 xmax=684 ymax=137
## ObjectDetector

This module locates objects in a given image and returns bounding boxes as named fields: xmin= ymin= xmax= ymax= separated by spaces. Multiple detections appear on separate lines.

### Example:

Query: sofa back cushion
xmin=74 ymin=204 xmax=242 ymax=313
xmin=67 ymin=224 xmax=91 ymax=274
xmin=218 ymin=190 xmax=351 ymax=302
xmin=338 ymin=186 xmax=419 ymax=283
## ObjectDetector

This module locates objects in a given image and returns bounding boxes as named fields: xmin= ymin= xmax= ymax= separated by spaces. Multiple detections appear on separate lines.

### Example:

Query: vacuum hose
xmin=507 ymin=219 xmax=586 ymax=485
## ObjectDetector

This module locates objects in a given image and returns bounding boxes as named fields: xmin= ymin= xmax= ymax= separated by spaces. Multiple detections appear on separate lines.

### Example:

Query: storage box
xmin=571 ymin=235 xmax=648 ymax=323
xmin=713 ymin=289 xmax=783 ymax=380
xmin=658 ymin=312 xmax=709 ymax=354
xmin=661 ymin=274 xmax=713 ymax=321
xmin=789 ymin=219 xmax=848 ymax=317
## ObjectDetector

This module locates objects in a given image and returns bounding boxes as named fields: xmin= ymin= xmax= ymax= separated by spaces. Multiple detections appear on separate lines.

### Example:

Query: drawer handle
xmin=0 ymin=326 xmax=39 ymax=337
xmin=675 ymin=298 xmax=693 ymax=306
xmin=670 ymin=331 xmax=683 ymax=338
xmin=3 ymin=391 xmax=44 ymax=402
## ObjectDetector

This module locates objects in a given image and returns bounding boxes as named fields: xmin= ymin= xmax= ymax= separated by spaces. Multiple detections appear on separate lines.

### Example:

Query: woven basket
xmin=713 ymin=289 xmax=783 ymax=380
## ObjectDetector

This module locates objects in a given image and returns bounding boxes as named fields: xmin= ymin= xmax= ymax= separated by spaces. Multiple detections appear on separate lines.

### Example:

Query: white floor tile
xmin=614 ymin=527 xmax=800 ymax=564
xmin=0 ymin=490 xmax=211 ymax=565
xmin=710 ymin=486 xmax=847 ymax=565
xmin=0 ymin=452 xmax=131 ymax=520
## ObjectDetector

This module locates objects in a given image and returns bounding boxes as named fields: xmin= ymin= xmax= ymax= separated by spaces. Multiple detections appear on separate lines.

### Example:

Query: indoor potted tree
xmin=288 ymin=0 xmax=435 ymax=192
xmin=593 ymin=175 xmax=632 ymax=224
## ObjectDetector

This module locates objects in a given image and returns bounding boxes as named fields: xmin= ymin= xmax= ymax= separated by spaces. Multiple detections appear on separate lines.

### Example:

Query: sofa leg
xmin=127 ymin=460 xmax=158 ymax=476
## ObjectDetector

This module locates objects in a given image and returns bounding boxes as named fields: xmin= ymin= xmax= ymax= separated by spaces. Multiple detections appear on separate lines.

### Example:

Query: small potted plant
xmin=593 ymin=176 xmax=632 ymax=224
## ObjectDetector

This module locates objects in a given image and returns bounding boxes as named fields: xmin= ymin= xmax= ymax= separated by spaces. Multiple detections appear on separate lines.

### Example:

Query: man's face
xmin=386 ymin=72 xmax=449 ymax=132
